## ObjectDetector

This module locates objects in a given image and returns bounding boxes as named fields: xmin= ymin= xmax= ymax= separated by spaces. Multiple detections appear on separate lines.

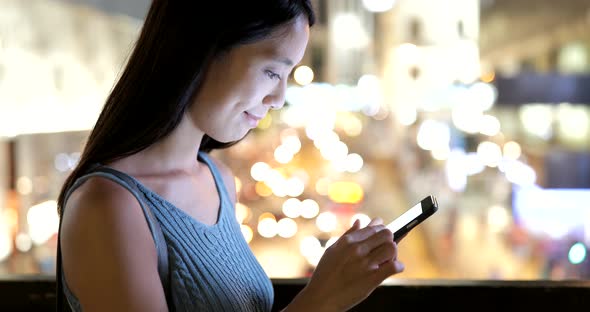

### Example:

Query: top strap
xmin=197 ymin=152 xmax=231 ymax=207
xmin=56 ymin=165 xmax=172 ymax=311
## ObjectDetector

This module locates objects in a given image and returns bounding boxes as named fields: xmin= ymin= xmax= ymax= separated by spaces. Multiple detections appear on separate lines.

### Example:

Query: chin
xmin=208 ymin=129 xmax=251 ymax=144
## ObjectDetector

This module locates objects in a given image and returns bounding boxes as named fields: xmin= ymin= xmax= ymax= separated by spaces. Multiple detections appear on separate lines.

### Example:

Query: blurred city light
xmin=568 ymin=243 xmax=587 ymax=265
xmin=503 ymin=160 xmax=537 ymax=186
xmin=315 ymin=178 xmax=331 ymax=196
xmin=251 ymin=162 xmax=271 ymax=182
xmin=313 ymin=130 xmax=340 ymax=149
xmin=479 ymin=114 xmax=501 ymax=137
xmin=337 ymin=113 xmax=364 ymax=136
xmin=27 ymin=200 xmax=59 ymax=246
xmin=15 ymin=233 xmax=32 ymax=253
xmin=286 ymin=177 xmax=305 ymax=197
xmin=241 ymin=225 xmax=254 ymax=243
xmin=417 ymin=120 xmax=451 ymax=151
xmin=300 ymin=199 xmax=320 ymax=219
xmin=452 ymin=101 xmax=484 ymax=134
xmin=328 ymin=181 xmax=364 ymax=204
xmin=556 ymin=103 xmax=589 ymax=141
xmin=235 ymin=202 xmax=250 ymax=224
xmin=519 ymin=105 xmax=554 ymax=140
xmin=255 ymin=182 xmax=273 ymax=197
xmin=281 ymin=135 xmax=302 ymax=154
xmin=0 ymin=223 xmax=12 ymax=261
xmin=332 ymin=13 xmax=369 ymax=49
xmin=512 ymin=188 xmax=590 ymax=239
xmin=320 ymin=140 xmax=349 ymax=162
xmin=300 ymin=236 xmax=323 ymax=266
xmin=16 ymin=176 xmax=33 ymax=195
xmin=477 ymin=141 xmax=502 ymax=167
xmin=234 ymin=176 xmax=242 ymax=194
xmin=396 ymin=43 xmax=421 ymax=67
xmin=480 ymin=70 xmax=496 ymax=83
xmin=345 ymin=153 xmax=364 ymax=173
xmin=277 ymin=218 xmax=298 ymax=238
xmin=257 ymin=113 xmax=273 ymax=130
xmin=487 ymin=205 xmax=511 ymax=233
xmin=503 ymin=141 xmax=522 ymax=160
xmin=431 ymin=146 xmax=451 ymax=161
xmin=445 ymin=149 xmax=469 ymax=192
xmin=316 ymin=211 xmax=338 ymax=233
xmin=468 ymin=82 xmax=497 ymax=111
xmin=357 ymin=75 xmax=383 ymax=116
xmin=274 ymin=145 xmax=293 ymax=164
xmin=362 ymin=0 xmax=396 ymax=12
xmin=282 ymin=198 xmax=302 ymax=219
xmin=396 ymin=105 xmax=418 ymax=126
xmin=258 ymin=217 xmax=278 ymax=238
xmin=294 ymin=65 xmax=314 ymax=86
xmin=350 ymin=213 xmax=372 ymax=228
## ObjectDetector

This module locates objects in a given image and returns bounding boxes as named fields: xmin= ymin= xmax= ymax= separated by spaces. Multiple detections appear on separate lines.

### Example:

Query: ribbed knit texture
xmin=60 ymin=152 xmax=274 ymax=311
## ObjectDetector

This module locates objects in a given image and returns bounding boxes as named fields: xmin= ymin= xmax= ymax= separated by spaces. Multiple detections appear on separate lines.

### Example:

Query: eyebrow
xmin=275 ymin=57 xmax=294 ymax=67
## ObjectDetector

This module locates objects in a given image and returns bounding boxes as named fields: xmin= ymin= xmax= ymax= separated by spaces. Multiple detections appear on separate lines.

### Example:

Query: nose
xmin=263 ymin=80 xmax=287 ymax=110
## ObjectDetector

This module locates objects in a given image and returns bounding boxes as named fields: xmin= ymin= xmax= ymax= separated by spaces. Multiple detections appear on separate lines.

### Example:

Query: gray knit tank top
xmin=59 ymin=152 xmax=274 ymax=311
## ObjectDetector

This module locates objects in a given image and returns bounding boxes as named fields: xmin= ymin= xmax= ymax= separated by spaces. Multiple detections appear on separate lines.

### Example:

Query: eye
xmin=264 ymin=70 xmax=282 ymax=81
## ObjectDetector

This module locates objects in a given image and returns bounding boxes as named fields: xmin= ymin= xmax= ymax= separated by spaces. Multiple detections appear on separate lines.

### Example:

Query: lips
xmin=245 ymin=112 xmax=265 ymax=120
xmin=244 ymin=111 xmax=265 ymax=128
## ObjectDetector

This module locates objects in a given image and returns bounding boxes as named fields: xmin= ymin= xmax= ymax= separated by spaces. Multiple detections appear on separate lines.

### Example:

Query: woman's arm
xmin=60 ymin=177 xmax=169 ymax=312
xmin=282 ymin=219 xmax=404 ymax=312
xmin=211 ymin=156 xmax=403 ymax=311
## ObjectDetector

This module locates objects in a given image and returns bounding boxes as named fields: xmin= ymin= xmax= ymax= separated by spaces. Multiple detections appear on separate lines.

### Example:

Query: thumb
xmin=343 ymin=219 xmax=361 ymax=235
xmin=368 ymin=217 xmax=383 ymax=227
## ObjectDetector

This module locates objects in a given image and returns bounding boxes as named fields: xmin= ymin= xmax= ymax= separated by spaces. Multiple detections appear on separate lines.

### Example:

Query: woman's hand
xmin=286 ymin=218 xmax=405 ymax=312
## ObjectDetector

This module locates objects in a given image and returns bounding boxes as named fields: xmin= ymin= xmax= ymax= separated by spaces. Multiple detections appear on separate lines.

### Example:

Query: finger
xmin=395 ymin=260 xmax=404 ymax=273
xmin=367 ymin=217 xmax=383 ymax=227
xmin=345 ymin=224 xmax=386 ymax=244
xmin=372 ymin=259 xmax=405 ymax=283
xmin=357 ymin=228 xmax=394 ymax=258
xmin=342 ymin=219 xmax=361 ymax=236
xmin=367 ymin=241 xmax=397 ymax=269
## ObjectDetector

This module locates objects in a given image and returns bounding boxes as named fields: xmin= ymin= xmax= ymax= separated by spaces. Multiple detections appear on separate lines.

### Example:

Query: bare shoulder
xmin=63 ymin=176 xmax=144 ymax=223
xmin=60 ymin=176 xmax=167 ymax=311
xmin=61 ymin=177 xmax=154 ymax=242
xmin=207 ymin=154 xmax=237 ymax=204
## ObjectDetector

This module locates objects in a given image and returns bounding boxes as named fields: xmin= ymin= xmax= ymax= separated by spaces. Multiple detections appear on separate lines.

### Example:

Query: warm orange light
xmin=257 ymin=114 xmax=272 ymax=129
xmin=241 ymin=225 xmax=254 ymax=243
xmin=235 ymin=202 xmax=250 ymax=224
xmin=328 ymin=181 xmax=364 ymax=204
xmin=255 ymin=182 xmax=273 ymax=197
xmin=234 ymin=176 xmax=242 ymax=193
xmin=258 ymin=212 xmax=276 ymax=222
xmin=481 ymin=71 xmax=495 ymax=83
xmin=5 ymin=208 xmax=18 ymax=230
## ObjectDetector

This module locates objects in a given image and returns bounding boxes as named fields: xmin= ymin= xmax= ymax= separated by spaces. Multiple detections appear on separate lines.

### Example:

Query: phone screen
xmin=386 ymin=202 xmax=423 ymax=234
xmin=385 ymin=195 xmax=438 ymax=241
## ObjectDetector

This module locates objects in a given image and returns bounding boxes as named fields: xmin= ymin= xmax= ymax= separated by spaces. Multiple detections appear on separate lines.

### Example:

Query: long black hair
xmin=57 ymin=1 xmax=315 ymax=215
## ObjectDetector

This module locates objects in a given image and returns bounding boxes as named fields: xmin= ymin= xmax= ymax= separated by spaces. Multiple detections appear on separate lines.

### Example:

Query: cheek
xmin=232 ymin=80 xmax=270 ymax=105
xmin=193 ymin=69 xmax=272 ymax=119
xmin=248 ymin=72 xmax=278 ymax=96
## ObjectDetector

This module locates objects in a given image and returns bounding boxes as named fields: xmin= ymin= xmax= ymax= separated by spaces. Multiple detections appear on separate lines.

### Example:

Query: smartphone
xmin=386 ymin=195 xmax=439 ymax=242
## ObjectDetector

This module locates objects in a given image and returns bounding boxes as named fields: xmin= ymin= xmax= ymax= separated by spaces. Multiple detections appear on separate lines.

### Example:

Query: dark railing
xmin=1 ymin=275 xmax=590 ymax=311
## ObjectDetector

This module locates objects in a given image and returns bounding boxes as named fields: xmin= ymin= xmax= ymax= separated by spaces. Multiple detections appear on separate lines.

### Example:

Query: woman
xmin=56 ymin=1 xmax=405 ymax=311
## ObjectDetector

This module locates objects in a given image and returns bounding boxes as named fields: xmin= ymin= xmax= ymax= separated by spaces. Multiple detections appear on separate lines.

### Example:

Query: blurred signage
xmin=495 ymin=73 xmax=590 ymax=106
xmin=512 ymin=186 xmax=590 ymax=239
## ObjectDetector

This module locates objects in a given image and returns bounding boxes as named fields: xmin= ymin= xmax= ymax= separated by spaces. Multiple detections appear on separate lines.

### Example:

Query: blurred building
xmin=1 ymin=0 xmax=589 ymax=280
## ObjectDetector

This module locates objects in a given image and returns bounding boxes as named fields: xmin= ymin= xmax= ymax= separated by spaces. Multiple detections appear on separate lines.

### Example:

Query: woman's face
xmin=190 ymin=16 xmax=310 ymax=143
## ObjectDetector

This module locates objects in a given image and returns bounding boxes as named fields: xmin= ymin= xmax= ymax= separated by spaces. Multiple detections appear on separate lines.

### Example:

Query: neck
xmin=111 ymin=113 xmax=206 ymax=175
